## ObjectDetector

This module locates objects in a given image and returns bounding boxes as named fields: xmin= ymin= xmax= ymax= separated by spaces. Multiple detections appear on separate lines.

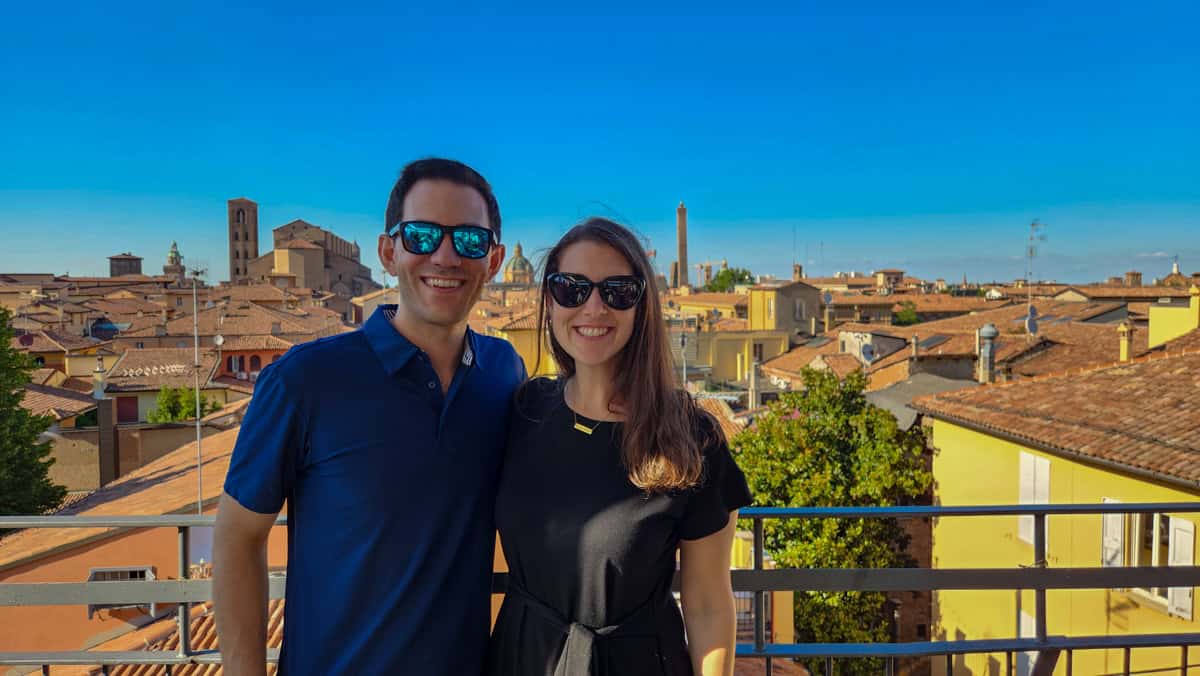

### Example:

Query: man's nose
xmin=429 ymin=234 xmax=463 ymax=267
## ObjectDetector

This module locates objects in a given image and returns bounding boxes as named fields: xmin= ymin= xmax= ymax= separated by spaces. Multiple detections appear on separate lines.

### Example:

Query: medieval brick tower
xmin=227 ymin=198 xmax=259 ymax=283
xmin=676 ymin=201 xmax=689 ymax=288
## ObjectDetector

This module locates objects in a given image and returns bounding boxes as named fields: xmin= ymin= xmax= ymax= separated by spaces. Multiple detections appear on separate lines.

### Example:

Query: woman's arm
xmin=680 ymin=510 xmax=739 ymax=676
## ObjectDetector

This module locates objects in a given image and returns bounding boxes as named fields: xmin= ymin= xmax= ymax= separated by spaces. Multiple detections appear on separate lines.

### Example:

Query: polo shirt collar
xmin=364 ymin=304 xmax=484 ymax=375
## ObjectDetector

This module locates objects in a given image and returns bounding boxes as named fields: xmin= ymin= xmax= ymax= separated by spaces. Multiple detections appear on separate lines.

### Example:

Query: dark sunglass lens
xmin=402 ymin=222 xmax=442 ymax=254
xmin=601 ymin=279 xmax=644 ymax=310
xmin=548 ymin=275 xmax=589 ymax=307
xmin=452 ymin=227 xmax=492 ymax=259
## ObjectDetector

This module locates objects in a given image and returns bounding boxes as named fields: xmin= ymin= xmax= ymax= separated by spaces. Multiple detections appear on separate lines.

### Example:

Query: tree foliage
xmin=0 ymin=308 xmax=66 ymax=518
xmin=146 ymin=386 xmax=220 ymax=423
xmin=729 ymin=367 xmax=932 ymax=676
xmin=704 ymin=267 xmax=754 ymax=292
xmin=893 ymin=300 xmax=920 ymax=326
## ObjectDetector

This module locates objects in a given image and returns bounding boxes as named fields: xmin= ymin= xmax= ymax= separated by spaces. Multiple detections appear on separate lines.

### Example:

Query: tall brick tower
xmin=227 ymin=198 xmax=259 ymax=283
xmin=676 ymin=201 xmax=689 ymax=288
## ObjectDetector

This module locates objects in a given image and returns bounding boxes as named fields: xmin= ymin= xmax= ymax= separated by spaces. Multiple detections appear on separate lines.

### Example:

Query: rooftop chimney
xmin=676 ymin=202 xmax=689 ymax=288
xmin=978 ymin=323 xmax=999 ymax=384
xmin=911 ymin=334 xmax=920 ymax=360
xmin=270 ymin=322 xmax=282 ymax=335
xmin=1118 ymin=321 xmax=1134 ymax=363
xmin=793 ymin=263 xmax=804 ymax=282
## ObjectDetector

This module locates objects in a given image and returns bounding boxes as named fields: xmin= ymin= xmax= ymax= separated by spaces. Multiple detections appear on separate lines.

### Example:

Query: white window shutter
xmin=1019 ymin=453 xmax=1035 ymax=543
xmin=1036 ymin=456 xmax=1050 ymax=545
xmin=1168 ymin=518 xmax=1194 ymax=620
xmin=1101 ymin=498 xmax=1124 ymax=568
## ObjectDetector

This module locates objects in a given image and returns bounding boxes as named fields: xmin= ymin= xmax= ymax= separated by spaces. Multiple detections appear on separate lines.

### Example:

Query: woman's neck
xmin=566 ymin=364 xmax=622 ymax=420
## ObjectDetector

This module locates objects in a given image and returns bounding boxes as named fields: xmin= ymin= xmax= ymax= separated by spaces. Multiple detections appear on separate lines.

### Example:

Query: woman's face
xmin=548 ymin=240 xmax=640 ymax=374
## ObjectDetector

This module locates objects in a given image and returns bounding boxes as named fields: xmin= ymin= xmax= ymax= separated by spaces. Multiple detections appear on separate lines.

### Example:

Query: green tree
xmin=0 ymin=308 xmax=66 ymax=519
xmin=146 ymin=386 xmax=220 ymax=423
xmin=893 ymin=300 xmax=920 ymax=326
xmin=704 ymin=267 xmax=754 ymax=292
xmin=730 ymin=367 xmax=932 ymax=676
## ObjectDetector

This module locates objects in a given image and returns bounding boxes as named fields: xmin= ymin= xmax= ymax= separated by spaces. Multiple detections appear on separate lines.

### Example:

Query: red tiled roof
xmin=673 ymin=292 xmax=749 ymax=307
xmin=912 ymin=351 xmax=1200 ymax=487
xmin=711 ymin=318 xmax=749 ymax=331
xmin=106 ymin=348 xmax=220 ymax=392
xmin=20 ymin=383 xmax=97 ymax=420
xmin=11 ymin=330 xmax=106 ymax=354
xmin=498 ymin=310 xmax=538 ymax=331
xmin=217 ymin=334 xmax=295 ymax=351
xmin=824 ymin=293 xmax=895 ymax=307
xmin=892 ymin=295 xmax=1012 ymax=313
xmin=277 ymin=238 xmax=323 ymax=250
xmin=1057 ymin=285 xmax=1193 ymax=300
xmin=0 ymin=428 xmax=239 ymax=570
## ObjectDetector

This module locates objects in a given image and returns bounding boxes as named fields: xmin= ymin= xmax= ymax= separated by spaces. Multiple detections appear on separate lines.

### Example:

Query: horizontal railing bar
xmin=0 ymin=578 xmax=287 ymax=606
xmin=0 ymin=515 xmax=286 ymax=528
xmin=5 ymin=635 xmax=1200 ymax=667
xmin=727 ymin=566 xmax=1200 ymax=592
xmin=0 ymin=649 xmax=279 ymax=666
xmin=741 ymin=503 xmax=1200 ymax=518
xmin=9 ymin=566 xmax=1200 ymax=606
xmin=736 ymin=633 xmax=1200 ymax=659
xmin=4 ymin=503 xmax=1200 ymax=529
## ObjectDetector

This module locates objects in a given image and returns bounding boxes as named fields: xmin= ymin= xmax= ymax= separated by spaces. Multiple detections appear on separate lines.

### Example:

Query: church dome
xmin=504 ymin=242 xmax=534 ymax=284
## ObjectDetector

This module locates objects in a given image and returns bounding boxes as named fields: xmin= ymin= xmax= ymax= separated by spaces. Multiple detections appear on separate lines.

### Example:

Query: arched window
xmin=34 ymin=356 xmax=45 ymax=366
xmin=238 ymin=356 xmax=246 ymax=372
xmin=794 ymin=299 xmax=807 ymax=321
xmin=250 ymin=355 xmax=262 ymax=371
xmin=236 ymin=209 xmax=245 ymax=224
xmin=227 ymin=356 xmax=235 ymax=372
xmin=233 ymin=231 xmax=239 ymax=241
xmin=234 ymin=250 xmax=239 ymax=259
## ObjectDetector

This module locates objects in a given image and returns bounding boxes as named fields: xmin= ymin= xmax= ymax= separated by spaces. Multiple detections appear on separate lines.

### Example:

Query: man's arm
xmin=213 ymin=491 xmax=278 ymax=676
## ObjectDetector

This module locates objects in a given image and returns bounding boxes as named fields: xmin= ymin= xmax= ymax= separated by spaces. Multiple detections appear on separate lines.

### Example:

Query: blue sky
xmin=1 ymin=2 xmax=1197 ymax=284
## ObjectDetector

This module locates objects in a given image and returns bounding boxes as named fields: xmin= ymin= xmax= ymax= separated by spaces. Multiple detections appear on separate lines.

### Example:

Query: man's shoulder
xmin=268 ymin=330 xmax=369 ymax=380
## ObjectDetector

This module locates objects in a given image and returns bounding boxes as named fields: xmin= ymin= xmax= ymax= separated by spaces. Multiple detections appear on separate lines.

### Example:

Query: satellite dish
xmin=861 ymin=344 xmax=876 ymax=363
xmin=822 ymin=292 xmax=833 ymax=305
xmin=214 ymin=334 xmax=225 ymax=347
xmin=1025 ymin=317 xmax=1039 ymax=335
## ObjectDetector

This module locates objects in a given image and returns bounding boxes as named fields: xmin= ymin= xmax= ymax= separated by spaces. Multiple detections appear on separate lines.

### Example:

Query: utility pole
xmin=190 ymin=267 xmax=207 ymax=515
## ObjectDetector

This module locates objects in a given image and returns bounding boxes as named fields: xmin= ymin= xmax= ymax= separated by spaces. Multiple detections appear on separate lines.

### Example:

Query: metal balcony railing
xmin=2 ymin=503 xmax=1200 ymax=675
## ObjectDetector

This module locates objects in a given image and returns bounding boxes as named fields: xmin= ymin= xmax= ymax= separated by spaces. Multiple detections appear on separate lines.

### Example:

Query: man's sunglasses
xmin=546 ymin=272 xmax=646 ymax=311
xmin=386 ymin=220 xmax=495 ymax=260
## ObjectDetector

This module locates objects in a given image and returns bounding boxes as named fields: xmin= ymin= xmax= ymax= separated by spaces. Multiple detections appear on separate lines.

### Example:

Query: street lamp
xmin=189 ymin=267 xmax=207 ymax=515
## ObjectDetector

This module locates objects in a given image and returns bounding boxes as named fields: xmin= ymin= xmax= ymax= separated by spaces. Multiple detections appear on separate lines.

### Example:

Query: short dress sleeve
xmin=678 ymin=413 xmax=754 ymax=541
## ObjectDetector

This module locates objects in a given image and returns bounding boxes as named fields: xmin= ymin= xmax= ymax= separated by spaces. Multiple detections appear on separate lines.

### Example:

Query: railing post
xmin=1033 ymin=512 xmax=1047 ymax=643
xmin=753 ymin=516 xmax=767 ymax=668
xmin=177 ymin=526 xmax=191 ymax=661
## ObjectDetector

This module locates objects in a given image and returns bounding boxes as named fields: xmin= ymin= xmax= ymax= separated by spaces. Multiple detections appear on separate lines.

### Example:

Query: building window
xmin=233 ymin=231 xmax=239 ymax=241
xmin=767 ymin=298 xmax=774 ymax=320
xmin=87 ymin=566 xmax=157 ymax=619
xmin=236 ymin=209 xmax=245 ymax=224
xmin=1017 ymin=451 xmax=1050 ymax=545
xmin=234 ymin=250 xmax=239 ymax=259
xmin=1104 ymin=501 xmax=1195 ymax=619
xmin=794 ymin=299 xmax=806 ymax=321
xmin=227 ymin=355 xmax=236 ymax=372
xmin=752 ymin=342 xmax=764 ymax=363
xmin=135 ymin=342 xmax=144 ymax=349
xmin=176 ymin=297 xmax=183 ymax=306
xmin=250 ymin=355 xmax=262 ymax=371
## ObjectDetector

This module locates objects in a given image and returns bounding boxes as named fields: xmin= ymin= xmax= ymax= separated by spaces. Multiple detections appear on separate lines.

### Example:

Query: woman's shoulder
xmin=513 ymin=376 xmax=562 ymax=418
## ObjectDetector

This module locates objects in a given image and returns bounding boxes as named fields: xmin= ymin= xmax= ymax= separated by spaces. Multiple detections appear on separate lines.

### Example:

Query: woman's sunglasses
xmin=546 ymin=272 xmax=646 ymax=311
xmin=386 ymin=220 xmax=495 ymax=260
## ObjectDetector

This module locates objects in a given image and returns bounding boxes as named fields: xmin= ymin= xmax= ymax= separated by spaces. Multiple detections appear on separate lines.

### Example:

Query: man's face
xmin=377 ymin=179 xmax=505 ymax=330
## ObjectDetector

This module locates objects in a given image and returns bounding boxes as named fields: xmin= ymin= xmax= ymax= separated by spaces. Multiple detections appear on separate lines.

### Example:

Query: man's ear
xmin=377 ymin=233 xmax=397 ymax=275
xmin=488 ymin=243 xmax=507 ymax=280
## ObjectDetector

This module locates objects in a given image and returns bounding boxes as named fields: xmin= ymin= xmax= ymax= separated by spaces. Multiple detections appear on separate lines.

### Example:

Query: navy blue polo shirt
xmin=223 ymin=304 xmax=526 ymax=674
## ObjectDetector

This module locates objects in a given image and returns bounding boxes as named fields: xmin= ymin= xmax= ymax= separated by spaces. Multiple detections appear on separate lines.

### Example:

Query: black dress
xmin=485 ymin=378 xmax=753 ymax=676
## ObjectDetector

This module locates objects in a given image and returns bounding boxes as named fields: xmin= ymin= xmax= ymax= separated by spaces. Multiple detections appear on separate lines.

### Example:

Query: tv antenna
xmin=1025 ymin=220 xmax=1047 ymax=320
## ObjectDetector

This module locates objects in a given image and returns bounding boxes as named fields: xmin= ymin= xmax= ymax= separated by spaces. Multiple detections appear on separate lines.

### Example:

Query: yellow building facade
xmin=1148 ymin=285 xmax=1200 ymax=348
xmin=920 ymin=371 xmax=1200 ymax=676
xmin=693 ymin=329 xmax=790 ymax=383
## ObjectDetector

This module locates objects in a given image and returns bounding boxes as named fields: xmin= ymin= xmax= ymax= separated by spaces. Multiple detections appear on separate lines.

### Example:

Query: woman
xmin=486 ymin=217 xmax=752 ymax=676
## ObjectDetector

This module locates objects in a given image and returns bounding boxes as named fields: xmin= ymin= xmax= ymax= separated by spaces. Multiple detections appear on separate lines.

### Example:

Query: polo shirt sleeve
xmin=223 ymin=362 xmax=307 ymax=515
xmin=679 ymin=413 xmax=753 ymax=541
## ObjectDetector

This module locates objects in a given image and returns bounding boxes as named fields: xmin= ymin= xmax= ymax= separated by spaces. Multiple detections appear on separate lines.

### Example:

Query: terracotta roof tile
xmin=695 ymin=397 xmax=745 ymax=442
xmin=11 ymin=330 xmax=106 ymax=354
xmin=711 ymin=318 xmax=749 ymax=331
xmin=21 ymin=383 xmax=97 ymax=419
xmin=672 ymin=292 xmax=749 ymax=307
xmin=0 ymin=428 xmax=239 ymax=570
xmin=912 ymin=351 xmax=1200 ymax=487
xmin=1059 ymin=285 xmax=1193 ymax=300
xmin=106 ymin=348 xmax=220 ymax=392
xmin=277 ymin=238 xmax=323 ymax=250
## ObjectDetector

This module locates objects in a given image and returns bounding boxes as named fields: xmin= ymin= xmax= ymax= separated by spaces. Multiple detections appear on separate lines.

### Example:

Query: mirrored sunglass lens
xmin=453 ymin=228 xmax=491 ymax=258
xmin=603 ymin=282 xmax=642 ymax=309
xmin=549 ymin=276 xmax=588 ymax=306
xmin=402 ymin=223 xmax=442 ymax=253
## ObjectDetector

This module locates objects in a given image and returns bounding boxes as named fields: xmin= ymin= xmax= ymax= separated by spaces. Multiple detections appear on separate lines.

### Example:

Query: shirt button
xmin=427 ymin=381 xmax=436 ymax=389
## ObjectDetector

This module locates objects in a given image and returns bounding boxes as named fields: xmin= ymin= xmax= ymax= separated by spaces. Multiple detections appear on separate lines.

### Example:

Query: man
xmin=213 ymin=158 xmax=525 ymax=674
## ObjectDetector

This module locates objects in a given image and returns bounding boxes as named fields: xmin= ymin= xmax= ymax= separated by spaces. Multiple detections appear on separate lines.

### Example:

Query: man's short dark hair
xmin=385 ymin=158 xmax=502 ymax=241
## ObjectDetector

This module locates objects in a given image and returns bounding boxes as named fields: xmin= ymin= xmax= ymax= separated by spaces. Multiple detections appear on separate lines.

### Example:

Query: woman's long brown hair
xmin=534 ymin=217 xmax=715 ymax=492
